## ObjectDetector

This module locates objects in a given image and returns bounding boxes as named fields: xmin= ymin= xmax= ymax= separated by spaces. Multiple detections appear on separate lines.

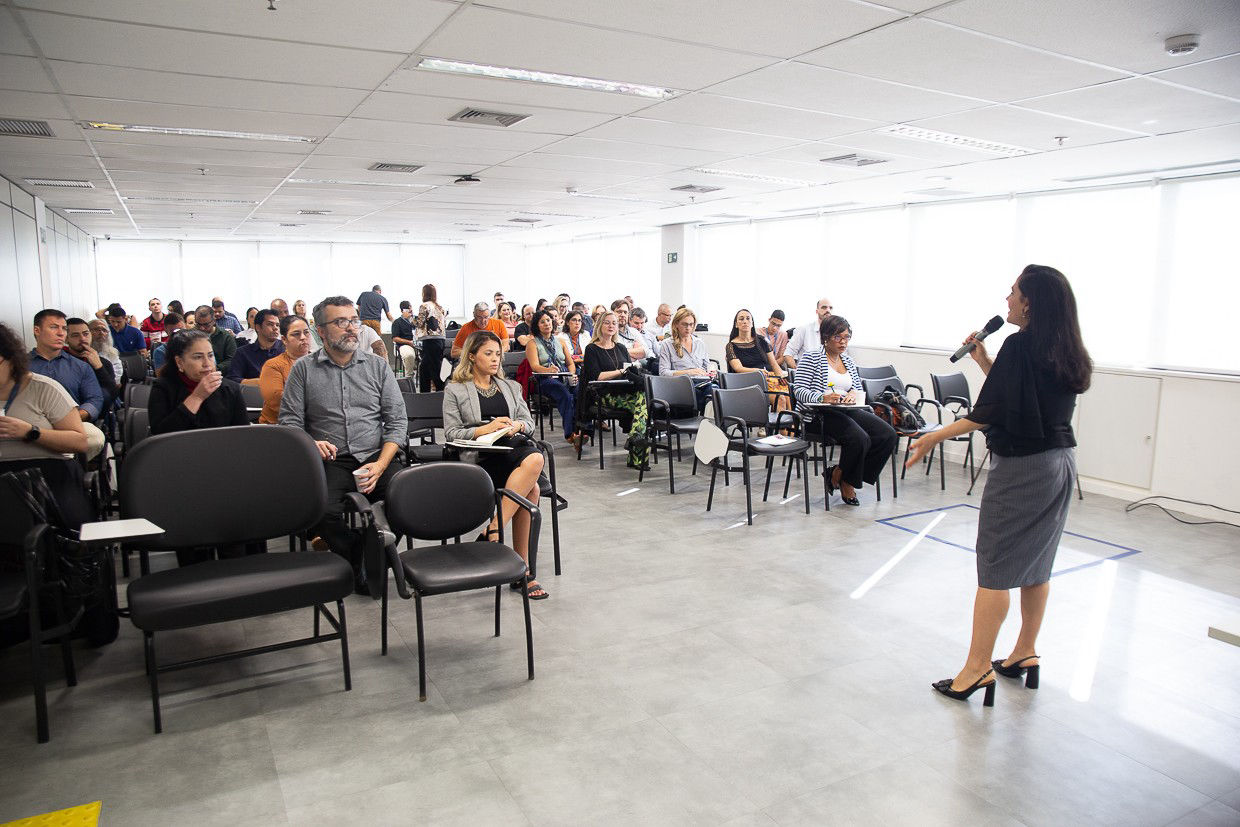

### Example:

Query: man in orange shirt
xmin=451 ymin=301 xmax=509 ymax=358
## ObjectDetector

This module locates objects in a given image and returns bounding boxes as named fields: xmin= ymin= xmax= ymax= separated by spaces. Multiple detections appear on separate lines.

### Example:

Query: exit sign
xmin=667 ymin=252 xmax=678 ymax=263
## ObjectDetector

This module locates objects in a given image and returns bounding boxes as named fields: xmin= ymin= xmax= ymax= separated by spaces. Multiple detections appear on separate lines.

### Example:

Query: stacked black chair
xmin=856 ymin=364 xmax=896 ymax=380
xmin=404 ymin=391 xmax=447 ymax=464
xmin=353 ymin=463 xmax=537 ymax=702
xmin=121 ymin=427 xmax=354 ymax=733
xmin=239 ymin=383 xmax=264 ymax=422
xmin=709 ymin=386 xmax=810 ymax=524
xmin=396 ymin=376 xmax=416 ymax=394
xmin=644 ymin=375 xmax=702 ymax=494
xmin=119 ymin=351 xmax=148 ymax=386
xmin=929 ymin=372 xmax=978 ymax=482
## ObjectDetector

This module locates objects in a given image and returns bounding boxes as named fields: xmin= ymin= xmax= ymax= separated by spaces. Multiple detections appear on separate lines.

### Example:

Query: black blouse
xmin=582 ymin=342 xmax=631 ymax=385
xmin=477 ymin=388 xmax=509 ymax=420
xmin=966 ymin=331 xmax=1078 ymax=457
xmin=725 ymin=337 xmax=771 ymax=371
xmin=510 ymin=322 xmax=531 ymax=352
xmin=148 ymin=376 xmax=249 ymax=435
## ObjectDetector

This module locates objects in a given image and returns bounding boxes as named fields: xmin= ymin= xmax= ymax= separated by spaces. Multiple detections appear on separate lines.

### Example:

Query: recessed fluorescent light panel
xmin=62 ymin=208 xmax=114 ymax=214
xmin=287 ymin=178 xmax=434 ymax=188
xmin=689 ymin=168 xmax=816 ymax=187
xmin=82 ymin=122 xmax=318 ymax=143
xmin=26 ymin=178 xmax=94 ymax=188
xmin=123 ymin=196 xmax=257 ymax=205
xmin=416 ymin=57 xmax=678 ymax=100
xmin=876 ymin=125 xmax=1033 ymax=157
xmin=567 ymin=192 xmax=673 ymax=205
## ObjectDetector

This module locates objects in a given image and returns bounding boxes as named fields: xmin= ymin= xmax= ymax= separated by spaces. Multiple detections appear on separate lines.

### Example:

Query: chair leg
xmin=783 ymin=455 xmax=794 ymax=499
xmin=668 ymin=433 xmax=676 ymax=494
xmin=691 ymin=454 xmax=698 ymax=476
xmin=802 ymin=455 xmax=811 ymax=514
xmin=550 ymin=497 xmax=562 ymax=577
xmin=494 ymin=585 xmax=502 ymax=637
xmin=901 ymin=437 xmax=911 ymax=480
xmin=522 ymin=581 xmax=534 ymax=681
xmin=598 ymin=419 xmax=605 ymax=470
xmin=381 ymin=574 xmax=390 ymax=656
xmin=938 ymin=443 xmax=946 ymax=491
xmin=762 ymin=455 xmax=774 ymax=502
xmin=742 ymin=449 xmax=753 ymax=525
xmin=707 ymin=464 xmax=718 ymax=511
xmin=145 ymin=632 xmax=162 ymax=734
xmin=313 ymin=604 xmax=321 ymax=638
xmin=29 ymin=614 xmax=49 ymax=744
xmin=1076 ymin=473 xmax=1084 ymax=501
xmin=414 ymin=591 xmax=427 ymax=702
xmin=337 ymin=599 xmax=352 ymax=692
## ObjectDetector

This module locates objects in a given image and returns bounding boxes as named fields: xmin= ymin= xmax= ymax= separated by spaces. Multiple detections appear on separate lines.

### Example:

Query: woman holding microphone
xmin=906 ymin=265 xmax=1092 ymax=705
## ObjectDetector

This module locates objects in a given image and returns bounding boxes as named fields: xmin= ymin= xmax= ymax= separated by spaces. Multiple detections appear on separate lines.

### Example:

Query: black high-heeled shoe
xmin=992 ymin=655 xmax=1040 ymax=689
xmin=932 ymin=669 xmax=996 ymax=706
xmin=825 ymin=465 xmax=839 ymax=495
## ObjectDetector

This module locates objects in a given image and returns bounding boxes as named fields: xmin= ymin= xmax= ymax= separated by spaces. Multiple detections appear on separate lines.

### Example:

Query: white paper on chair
xmin=757 ymin=434 xmax=796 ymax=446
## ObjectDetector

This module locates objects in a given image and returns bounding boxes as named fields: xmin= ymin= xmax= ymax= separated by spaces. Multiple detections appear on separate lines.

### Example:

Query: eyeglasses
xmin=325 ymin=318 xmax=362 ymax=329
xmin=830 ymin=333 xmax=852 ymax=342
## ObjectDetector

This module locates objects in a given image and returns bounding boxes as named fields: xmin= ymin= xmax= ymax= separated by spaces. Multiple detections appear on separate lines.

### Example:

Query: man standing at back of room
xmin=356 ymin=284 xmax=392 ymax=336
xmin=195 ymin=304 xmax=237 ymax=373
xmin=279 ymin=296 xmax=406 ymax=593
xmin=783 ymin=297 xmax=833 ymax=369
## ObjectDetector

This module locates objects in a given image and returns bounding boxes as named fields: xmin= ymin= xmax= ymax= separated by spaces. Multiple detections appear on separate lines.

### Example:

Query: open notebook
xmin=449 ymin=428 xmax=512 ymax=450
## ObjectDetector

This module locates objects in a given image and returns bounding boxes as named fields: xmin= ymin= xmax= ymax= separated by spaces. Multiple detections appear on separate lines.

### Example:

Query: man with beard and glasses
xmin=278 ymin=296 xmax=406 ymax=593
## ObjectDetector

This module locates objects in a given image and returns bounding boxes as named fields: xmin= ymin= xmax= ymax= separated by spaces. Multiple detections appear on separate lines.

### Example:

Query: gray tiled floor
xmin=2 ymin=439 xmax=1239 ymax=825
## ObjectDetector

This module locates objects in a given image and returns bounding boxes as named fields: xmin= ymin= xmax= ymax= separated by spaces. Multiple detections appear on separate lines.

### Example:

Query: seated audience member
xmin=572 ymin=302 xmax=593 ymax=335
xmin=657 ymin=307 xmax=715 ymax=413
xmin=554 ymin=294 xmax=570 ymax=321
xmin=167 ymin=300 xmax=186 ymax=318
xmin=237 ymin=306 xmax=260 ymax=344
xmin=498 ymin=301 xmax=518 ymax=340
xmin=629 ymin=307 xmax=659 ymax=356
xmin=28 ymin=310 xmax=107 ymax=460
xmin=65 ymin=316 xmax=118 ymax=416
xmin=148 ymin=329 xmax=247 ymax=435
xmin=226 ymin=308 xmax=284 ymax=385
xmin=535 ymin=298 xmax=549 ymax=313
xmin=525 ymin=308 xmax=580 ymax=444
xmin=611 ymin=299 xmax=647 ymax=360
xmin=258 ymin=314 xmax=311 ymax=424
xmin=560 ymin=310 xmax=589 ymax=366
xmin=783 ymin=297 xmax=833 ymax=369
xmin=195 ymin=304 xmax=238 ymax=373
xmin=0 ymin=322 xmax=92 ymax=526
xmin=211 ymin=299 xmax=244 ymax=334
xmin=443 ymin=331 xmax=547 ymax=599
xmin=106 ymin=303 xmax=147 ymax=354
xmin=151 ymin=313 xmax=184 ymax=372
xmin=726 ymin=308 xmax=791 ymax=416
xmin=279 ymin=296 xmax=406 ymax=592
xmin=391 ymin=300 xmax=418 ymax=377
xmin=581 ymin=310 xmax=650 ymax=470
xmin=792 ymin=315 xmax=897 ymax=506
xmin=270 ymin=298 xmax=290 ymax=319
xmin=511 ymin=303 xmax=535 ymax=351
xmin=357 ymin=319 xmax=387 ymax=359
xmin=492 ymin=291 xmax=506 ymax=317
xmin=757 ymin=309 xmax=789 ymax=365
xmin=88 ymin=318 xmax=124 ymax=379
xmin=591 ymin=304 xmax=608 ymax=328
xmin=648 ymin=303 xmax=673 ymax=341
xmin=140 ymin=297 xmax=168 ymax=349
xmin=452 ymin=301 xmax=509 ymax=359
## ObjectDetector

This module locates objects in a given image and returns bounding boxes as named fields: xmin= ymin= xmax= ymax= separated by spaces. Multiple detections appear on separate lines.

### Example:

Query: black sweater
xmin=966 ymin=331 xmax=1078 ymax=457
xmin=148 ymin=376 xmax=249 ymax=435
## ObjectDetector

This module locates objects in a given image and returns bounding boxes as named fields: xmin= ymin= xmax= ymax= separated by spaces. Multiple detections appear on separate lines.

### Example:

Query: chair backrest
xmin=718 ymin=371 xmax=764 ymax=392
xmin=712 ymin=386 xmax=769 ymax=429
xmin=123 ymin=408 xmax=150 ymax=450
xmin=856 ymin=364 xmax=896 ymax=379
xmin=693 ymin=418 xmax=730 ymax=465
xmin=861 ymin=375 xmax=906 ymax=403
xmin=502 ymin=351 xmax=525 ymax=380
xmin=120 ymin=352 xmax=147 ymax=384
xmin=930 ymin=372 xmax=971 ymax=405
xmin=646 ymin=374 xmax=697 ymax=411
xmin=384 ymin=463 xmax=495 ymax=541
xmin=120 ymin=426 xmax=327 ymax=549
xmin=403 ymin=391 xmax=444 ymax=431
xmin=125 ymin=382 xmax=152 ymax=410
xmin=239 ymin=383 xmax=264 ymax=409
xmin=396 ymin=377 xmax=416 ymax=394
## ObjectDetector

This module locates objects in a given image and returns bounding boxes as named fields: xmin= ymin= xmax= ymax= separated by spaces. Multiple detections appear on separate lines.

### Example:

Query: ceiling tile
xmin=538 ymin=136 xmax=734 ymax=167
xmin=909 ymin=105 xmax=1142 ymax=152
xmin=350 ymin=91 xmax=617 ymax=135
xmin=800 ymin=18 xmax=1125 ymax=102
xmin=1019 ymin=78 xmax=1240 ymax=134
xmin=1151 ymin=55 xmax=1240 ymax=100
xmin=20 ymin=11 xmax=406 ymax=87
xmin=0 ymin=55 xmax=55 ymax=92
xmin=474 ymin=0 xmax=902 ymax=58
xmin=708 ymin=62 xmax=985 ymax=123
xmin=496 ymin=152 xmax=680 ymax=177
xmin=821 ymin=130 xmax=1000 ymax=163
xmin=422 ymin=6 xmax=775 ymax=91
xmin=928 ymin=0 xmax=1240 ymax=75
xmin=314 ymin=137 xmax=520 ymax=166
xmin=762 ymin=141 xmax=939 ymax=176
xmin=0 ymin=90 xmax=73 ymax=120
xmin=636 ymin=94 xmax=879 ymax=141
xmin=0 ymin=8 xmax=35 ymax=55
xmin=331 ymin=119 xmax=560 ymax=152
xmin=577 ymin=118 xmax=799 ymax=154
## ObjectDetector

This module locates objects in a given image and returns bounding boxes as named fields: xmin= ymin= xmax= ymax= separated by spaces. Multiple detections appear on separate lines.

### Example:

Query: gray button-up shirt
xmin=278 ymin=348 xmax=406 ymax=459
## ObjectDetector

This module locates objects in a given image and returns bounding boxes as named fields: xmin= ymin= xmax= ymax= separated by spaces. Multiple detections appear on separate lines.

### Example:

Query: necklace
xmin=475 ymin=379 xmax=499 ymax=398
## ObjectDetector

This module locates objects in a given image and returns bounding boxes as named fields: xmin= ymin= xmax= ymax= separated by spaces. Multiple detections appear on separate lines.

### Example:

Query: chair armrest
xmin=916 ymin=397 xmax=944 ymax=424
xmin=648 ymin=397 xmax=672 ymax=425
xmin=905 ymin=383 xmax=925 ymax=402
xmin=773 ymin=409 xmax=803 ymax=432
xmin=494 ymin=487 xmax=540 ymax=547
xmin=343 ymin=492 xmax=375 ymax=522
xmin=721 ymin=414 xmax=749 ymax=441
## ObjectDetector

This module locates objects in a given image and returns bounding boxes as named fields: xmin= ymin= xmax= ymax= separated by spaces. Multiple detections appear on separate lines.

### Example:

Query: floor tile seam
xmin=903 ymin=741 xmax=1051 ymax=826
xmin=645 ymin=714 xmax=768 ymax=814
xmin=481 ymin=756 xmax=538 ymax=826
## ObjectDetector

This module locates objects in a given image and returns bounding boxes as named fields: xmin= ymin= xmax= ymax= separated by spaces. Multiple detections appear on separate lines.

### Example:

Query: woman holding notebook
xmin=442 ymin=330 xmax=548 ymax=599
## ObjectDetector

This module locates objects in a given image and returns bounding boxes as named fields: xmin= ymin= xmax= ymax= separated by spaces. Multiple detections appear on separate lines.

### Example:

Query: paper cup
xmin=352 ymin=468 xmax=369 ymax=489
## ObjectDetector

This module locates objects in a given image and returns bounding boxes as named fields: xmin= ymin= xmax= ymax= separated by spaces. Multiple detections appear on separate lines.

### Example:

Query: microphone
xmin=950 ymin=315 xmax=1004 ymax=363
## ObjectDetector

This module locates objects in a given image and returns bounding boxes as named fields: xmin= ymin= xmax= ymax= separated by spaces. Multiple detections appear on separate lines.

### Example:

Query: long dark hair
xmin=0 ymin=322 xmax=31 ymax=385
xmin=158 ymin=329 xmax=210 ymax=379
xmin=531 ymin=308 xmax=557 ymax=341
xmin=729 ymin=308 xmax=757 ymax=341
xmin=1017 ymin=264 xmax=1092 ymax=393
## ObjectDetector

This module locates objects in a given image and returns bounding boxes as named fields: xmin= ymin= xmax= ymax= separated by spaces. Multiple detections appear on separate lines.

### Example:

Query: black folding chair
xmin=862 ymin=376 xmax=943 ymax=493
xmin=403 ymin=391 xmax=447 ymax=464
xmin=644 ymin=375 xmax=702 ymax=493
xmin=709 ymin=386 xmax=811 ymax=524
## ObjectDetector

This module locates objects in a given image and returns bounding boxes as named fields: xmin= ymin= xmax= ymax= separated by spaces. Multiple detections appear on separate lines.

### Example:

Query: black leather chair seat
xmin=0 ymin=573 xmax=25 ymax=617
xmin=128 ymin=552 xmax=353 ymax=632
xmin=399 ymin=542 xmax=527 ymax=596
xmin=729 ymin=437 xmax=810 ymax=457
xmin=408 ymin=444 xmax=448 ymax=464
xmin=667 ymin=417 xmax=701 ymax=433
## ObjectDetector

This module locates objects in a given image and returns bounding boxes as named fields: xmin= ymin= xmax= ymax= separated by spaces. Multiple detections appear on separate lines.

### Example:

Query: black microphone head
xmin=983 ymin=315 xmax=1004 ymax=334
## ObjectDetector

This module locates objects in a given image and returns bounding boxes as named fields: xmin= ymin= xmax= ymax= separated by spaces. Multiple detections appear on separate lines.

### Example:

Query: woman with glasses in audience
xmin=726 ymin=308 xmax=791 ymax=417
xmin=792 ymin=315 xmax=896 ymax=506
xmin=580 ymin=310 xmax=650 ymax=470
xmin=524 ymin=308 xmax=580 ymax=444
xmin=258 ymin=315 xmax=312 ymax=424
xmin=657 ymin=307 xmax=715 ymax=414
xmin=906 ymin=265 xmax=1091 ymax=705
xmin=443 ymin=331 xmax=548 ymax=599
xmin=560 ymin=310 xmax=589 ymax=367
xmin=149 ymin=329 xmax=248 ymax=435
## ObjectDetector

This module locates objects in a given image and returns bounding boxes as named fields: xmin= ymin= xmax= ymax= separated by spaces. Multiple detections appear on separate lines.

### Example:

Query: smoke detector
xmin=453 ymin=175 xmax=481 ymax=186
xmin=1164 ymin=34 xmax=1199 ymax=56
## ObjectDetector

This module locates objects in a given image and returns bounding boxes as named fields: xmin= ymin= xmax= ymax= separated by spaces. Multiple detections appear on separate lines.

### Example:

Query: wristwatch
xmin=23 ymin=425 xmax=41 ymax=443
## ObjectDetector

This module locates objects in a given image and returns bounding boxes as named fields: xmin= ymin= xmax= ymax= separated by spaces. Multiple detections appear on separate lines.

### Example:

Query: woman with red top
xmin=148 ymin=329 xmax=247 ymax=435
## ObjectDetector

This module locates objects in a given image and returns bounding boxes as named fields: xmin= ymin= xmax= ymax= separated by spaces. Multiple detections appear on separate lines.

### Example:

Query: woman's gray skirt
xmin=975 ymin=447 xmax=1076 ymax=589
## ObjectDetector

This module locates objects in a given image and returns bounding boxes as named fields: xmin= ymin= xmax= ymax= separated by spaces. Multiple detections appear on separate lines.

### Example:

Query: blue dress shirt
xmin=28 ymin=348 xmax=104 ymax=420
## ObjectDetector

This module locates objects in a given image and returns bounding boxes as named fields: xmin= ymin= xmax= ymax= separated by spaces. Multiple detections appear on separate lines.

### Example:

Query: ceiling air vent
xmin=671 ymin=184 xmax=722 ymax=194
xmin=297 ymin=209 xmax=331 ymax=215
xmin=1 ymin=118 xmax=54 ymax=138
xmin=278 ymin=223 xmax=305 ymax=227
xmin=62 ymin=208 xmax=114 ymax=215
xmin=507 ymin=217 xmax=541 ymax=224
xmin=448 ymin=108 xmax=530 ymax=128
xmin=368 ymin=162 xmax=423 ymax=173
xmin=820 ymin=154 xmax=887 ymax=167
xmin=25 ymin=178 xmax=94 ymax=188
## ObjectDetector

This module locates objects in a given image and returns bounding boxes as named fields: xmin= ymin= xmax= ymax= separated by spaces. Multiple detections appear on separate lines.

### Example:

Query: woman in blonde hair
xmin=656 ymin=307 xmax=715 ymax=413
xmin=579 ymin=310 xmax=650 ymax=470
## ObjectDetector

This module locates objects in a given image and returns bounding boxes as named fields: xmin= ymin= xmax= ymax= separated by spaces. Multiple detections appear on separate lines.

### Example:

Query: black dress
xmin=475 ymin=389 xmax=540 ymax=490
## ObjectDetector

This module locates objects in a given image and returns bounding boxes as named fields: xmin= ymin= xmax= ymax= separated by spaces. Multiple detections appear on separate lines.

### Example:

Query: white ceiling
xmin=0 ymin=0 xmax=1237 ymax=244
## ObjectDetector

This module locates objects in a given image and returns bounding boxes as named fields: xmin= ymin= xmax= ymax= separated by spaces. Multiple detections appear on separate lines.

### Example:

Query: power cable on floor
xmin=1124 ymin=495 xmax=1240 ymax=530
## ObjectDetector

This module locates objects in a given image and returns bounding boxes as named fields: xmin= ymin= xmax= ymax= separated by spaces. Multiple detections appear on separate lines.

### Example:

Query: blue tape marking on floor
xmin=876 ymin=504 xmax=1142 ymax=578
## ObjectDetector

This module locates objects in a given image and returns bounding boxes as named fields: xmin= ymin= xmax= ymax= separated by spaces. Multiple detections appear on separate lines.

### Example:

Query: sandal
xmin=510 ymin=576 xmax=548 ymax=599
xmin=476 ymin=527 xmax=501 ymax=542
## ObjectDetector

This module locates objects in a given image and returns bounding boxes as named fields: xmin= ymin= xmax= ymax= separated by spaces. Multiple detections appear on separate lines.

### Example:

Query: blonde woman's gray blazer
xmin=442 ymin=378 xmax=535 ymax=464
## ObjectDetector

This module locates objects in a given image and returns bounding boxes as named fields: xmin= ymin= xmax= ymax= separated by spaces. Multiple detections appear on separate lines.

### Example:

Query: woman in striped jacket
xmin=792 ymin=315 xmax=897 ymax=506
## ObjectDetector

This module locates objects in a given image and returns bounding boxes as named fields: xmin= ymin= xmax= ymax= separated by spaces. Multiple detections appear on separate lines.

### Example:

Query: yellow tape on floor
xmin=1 ymin=801 xmax=101 ymax=827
